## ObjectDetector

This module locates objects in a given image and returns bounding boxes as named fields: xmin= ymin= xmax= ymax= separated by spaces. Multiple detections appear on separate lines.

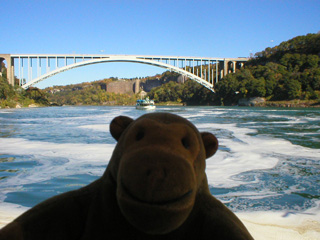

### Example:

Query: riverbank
xmin=238 ymin=97 xmax=320 ymax=108
xmin=262 ymin=99 xmax=320 ymax=108
xmin=0 ymin=102 xmax=51 ymax=109
xmin=2 ymin=98 xmax=320 ymax=109
xmin=158 ymin=98 xmax=320 ymax=108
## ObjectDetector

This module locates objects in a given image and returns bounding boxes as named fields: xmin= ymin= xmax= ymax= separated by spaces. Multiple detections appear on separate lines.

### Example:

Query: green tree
xmin=284 ymin=78 xmax=301 ymax=100
xmin=215 ymin=74 xmax=240 ymax=104
xmin=0 ymin=76 xmax=15 ymax=99
xmin=246 ymin=77 xmax=266 ymax=97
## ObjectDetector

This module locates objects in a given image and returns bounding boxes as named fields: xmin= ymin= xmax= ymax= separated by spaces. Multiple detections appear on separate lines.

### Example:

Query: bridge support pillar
xmin=223 ymin=59 xmax=228 ymax=77
xmin=0 ymin=54 xmax=14 ymax=86
xmin=232 ymin=61 xmax=236 ymax=73
xmin=134 ymin=79 xmax=140 ymax=93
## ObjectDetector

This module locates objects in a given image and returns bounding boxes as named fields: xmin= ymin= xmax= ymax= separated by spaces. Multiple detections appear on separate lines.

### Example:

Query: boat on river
xmin=136 ymin=98 xmax=156 ymax=110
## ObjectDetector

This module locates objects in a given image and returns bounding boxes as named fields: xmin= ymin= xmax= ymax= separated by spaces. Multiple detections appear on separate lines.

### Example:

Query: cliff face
xmin=105 ymin=79 xmax=164 ymax=95
xmin=106 ymin=80 xmax=137 ymax=95
xmin=140 ymin=79 xmax=163 ymax=92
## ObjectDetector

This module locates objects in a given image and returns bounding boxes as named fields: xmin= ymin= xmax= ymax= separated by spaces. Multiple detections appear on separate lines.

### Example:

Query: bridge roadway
xmin=0 ymin=54 xmax=248 ymax=92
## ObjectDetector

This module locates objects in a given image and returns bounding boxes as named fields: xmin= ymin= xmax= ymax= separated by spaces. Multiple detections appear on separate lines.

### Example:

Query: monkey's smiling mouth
xmin=120 ymin=180 xmax=193 ymax=206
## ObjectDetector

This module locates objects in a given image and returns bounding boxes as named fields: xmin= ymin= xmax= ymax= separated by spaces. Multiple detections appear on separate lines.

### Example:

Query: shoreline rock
xmin=28 ymin=104 xmax=39 ymax=108
xmin=238 ymin=97 xmax=266 ymax=107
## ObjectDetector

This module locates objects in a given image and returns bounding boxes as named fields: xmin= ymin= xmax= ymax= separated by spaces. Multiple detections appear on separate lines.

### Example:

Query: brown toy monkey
xmin=0 ymin=113 xmax=253 ymax=240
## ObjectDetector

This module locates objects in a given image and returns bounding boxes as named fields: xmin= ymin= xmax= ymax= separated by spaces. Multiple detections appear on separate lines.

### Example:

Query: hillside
xmin=215 ymin=33 xmax=320 ymax=105
xmin=44 ymin=71 xmax=183 ymax=106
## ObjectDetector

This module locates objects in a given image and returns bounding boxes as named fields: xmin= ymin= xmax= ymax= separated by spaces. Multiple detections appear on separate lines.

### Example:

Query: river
xmin=0 ymin=106 xmax=319 ymax=238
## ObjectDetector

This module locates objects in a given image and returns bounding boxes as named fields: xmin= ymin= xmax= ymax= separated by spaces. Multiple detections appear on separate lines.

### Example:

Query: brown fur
xmin=0 ymin=113 xmax=253 ymax=240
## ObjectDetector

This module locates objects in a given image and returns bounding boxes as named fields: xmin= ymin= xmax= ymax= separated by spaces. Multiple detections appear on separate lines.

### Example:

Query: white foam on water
xmin=264 ymin=112 xmax=320 ymax=123
xmin=0 ymin=110 xmax=14 ymax=114
xmin=219 ymin=190 xmax=282 ymax=201
xmin=0 ymin=202 xmax=29 ymax=228
xmin=285 ymin=132 xmax=320 ymax=138
xmin=180 ymin=109 xmax=229 ymax=119
xmin=78 ymin=124 xmax=110 ymax=132
xmin=198 ymin=120 xmax=320 ymax=237
xmin=179 ymin=113 xmax=207 ymax=119
xmin=236 ymin=200 xmax=320 ymax=240
xmin=263 ymin=120 xmax=308 ymax=125
xmin=196 ymin=123 xmax=320 ymax=188
xmin=0 ymin=138 xmax=115 ymax=195
xmin=1 ymin=116 xmax=318 ymax=194
xmin=198 ymin=109 xmax=228 ymax=115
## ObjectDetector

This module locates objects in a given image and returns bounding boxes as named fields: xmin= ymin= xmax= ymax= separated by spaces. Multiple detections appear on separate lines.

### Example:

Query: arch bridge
xmin=0 ymin=54 xmax=248 ymax=92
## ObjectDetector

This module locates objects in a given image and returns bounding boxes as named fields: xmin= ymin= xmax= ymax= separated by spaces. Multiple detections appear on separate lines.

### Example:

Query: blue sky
xmin=1 ymin=0 xmax=320 ymax=88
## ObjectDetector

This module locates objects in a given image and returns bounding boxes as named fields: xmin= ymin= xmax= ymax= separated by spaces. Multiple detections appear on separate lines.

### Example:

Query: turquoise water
xmin=0 ymin=106 xmax=319 ymax=215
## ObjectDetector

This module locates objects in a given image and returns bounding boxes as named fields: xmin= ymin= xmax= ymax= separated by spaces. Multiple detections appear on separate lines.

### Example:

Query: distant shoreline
xmin=255 ymin=100 xmax=320 ymax=108
xmin=1 ymin=99 xmax=320 ymax=109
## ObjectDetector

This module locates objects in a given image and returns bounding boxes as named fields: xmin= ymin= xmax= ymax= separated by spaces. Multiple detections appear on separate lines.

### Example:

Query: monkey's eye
xmin=136 ymin=130 xmax=145 ymax=141
xmin=181 ymin=137 xmax=190 ymax=149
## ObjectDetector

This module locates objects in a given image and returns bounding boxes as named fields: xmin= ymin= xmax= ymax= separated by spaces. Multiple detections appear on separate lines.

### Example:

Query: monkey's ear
xmin=110 ymin=116 xmax=134 ymax=141
xmin=201 ymin=132 xmax=218 ymax=159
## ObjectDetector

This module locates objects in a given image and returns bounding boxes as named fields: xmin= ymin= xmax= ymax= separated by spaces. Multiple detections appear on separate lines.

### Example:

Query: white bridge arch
xmin=0 ymin=54 xmax=248 ymax=92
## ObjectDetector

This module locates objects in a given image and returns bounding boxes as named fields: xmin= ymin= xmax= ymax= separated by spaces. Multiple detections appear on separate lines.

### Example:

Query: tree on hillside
xmin=284 ymin=77 xmax=301 ymax=100
xmin=215 ymin=33 xmax=320 ymax=104
xmin=148 ymin=79 xmax=215 ymax=105
xmin=0 ymin=75 xmax=15 ymax=99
